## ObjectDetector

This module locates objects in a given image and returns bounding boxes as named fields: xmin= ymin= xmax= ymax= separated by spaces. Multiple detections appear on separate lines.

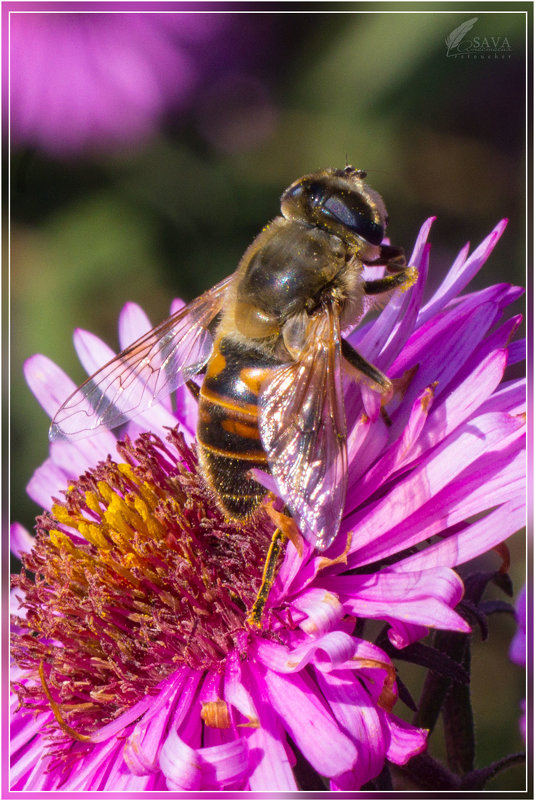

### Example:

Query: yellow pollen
xmin=85 ymin=491 xmax=104 ymax=514
xmin=78 ymin=522 xmax=110 ymax=549
xmin=49 ymin=529 xmax=75 ymax=552
xmin=51 ymin=504 xmax=78 ymax=528
xmin=132 ymin=495 xmax=162 ymax=539
xmin=399 ymin=265 xmax=418 ymax=292
xmin=117 ymin=463 xmax=135 ymax=480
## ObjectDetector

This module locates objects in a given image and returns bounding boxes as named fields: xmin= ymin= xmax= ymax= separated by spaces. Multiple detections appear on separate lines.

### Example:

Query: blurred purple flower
xmin=510 ymin=585 xmax=526 ymax=667
xmin=9 ymin=12 xmax=225 ymax=156
xmin=11 ymin=219 xmax=525 ymax=790
xmin=509 ymin=584 xmax=526 ymax=739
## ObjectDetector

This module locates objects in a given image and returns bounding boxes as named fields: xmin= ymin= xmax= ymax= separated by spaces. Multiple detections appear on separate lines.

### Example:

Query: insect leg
xmin=341 ymin=339 xmax=393 ymax=399
xmin=363 ymin=243 xmax=407 ymax=271
xmin=185 ymin=380 xmax=201 ymax=400
xmin=247 ymin=527 xmax=287 ymax=628
xmin=186 ymin=365 xmax=206 ymax=400
xmin=246 ymin=503 xmax=302 ymax=627
xmin=363 ymin=264 xmax=418 ymax=296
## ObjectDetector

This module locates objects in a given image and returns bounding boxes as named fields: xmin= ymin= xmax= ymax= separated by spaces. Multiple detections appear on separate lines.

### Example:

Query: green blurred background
xmin=9 ymin=5 xmax=527 ymax=789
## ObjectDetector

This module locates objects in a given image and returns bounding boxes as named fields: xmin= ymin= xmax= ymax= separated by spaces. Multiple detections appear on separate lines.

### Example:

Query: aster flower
xmin=11 ymin=218 xmax=525 ymax=791
xmin=9 ymin=12 xmax=225 ymax=157
xmin=509 ymin=584 xmax=526 ymax=739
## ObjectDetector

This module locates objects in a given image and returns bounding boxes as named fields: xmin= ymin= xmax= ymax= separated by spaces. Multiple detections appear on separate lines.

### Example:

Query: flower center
xmin=11 ymin=429 xmax=272 ymax=736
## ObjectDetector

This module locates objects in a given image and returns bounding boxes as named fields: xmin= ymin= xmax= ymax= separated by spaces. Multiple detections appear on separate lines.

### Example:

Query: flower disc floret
xmin=11 ymin=430 xmax=272 ymax=738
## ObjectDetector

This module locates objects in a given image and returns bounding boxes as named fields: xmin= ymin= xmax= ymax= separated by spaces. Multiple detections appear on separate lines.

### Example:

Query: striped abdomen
xmin=197 ymin=336 xmax=279 ymax=519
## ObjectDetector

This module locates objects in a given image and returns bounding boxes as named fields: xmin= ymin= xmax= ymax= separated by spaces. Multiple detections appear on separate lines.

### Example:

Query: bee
xmin=50 ymin=166 xmax=417 ymax=624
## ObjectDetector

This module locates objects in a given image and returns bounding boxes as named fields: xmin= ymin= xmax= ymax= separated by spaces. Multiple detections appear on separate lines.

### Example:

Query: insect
xmin=50 ymin=166 xmax=417 ymax=625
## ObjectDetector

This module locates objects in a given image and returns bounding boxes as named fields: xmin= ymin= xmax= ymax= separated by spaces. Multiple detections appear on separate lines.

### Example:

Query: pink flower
xmin=11 ymin=218 xmax=525 ymax=790
xmin=510 ymin=584 xmax=526 ymax=739
xmin=9 ymin=12 xmax=225 ymax=156
xmin=510 ymin=585 xmax=526 ymax=667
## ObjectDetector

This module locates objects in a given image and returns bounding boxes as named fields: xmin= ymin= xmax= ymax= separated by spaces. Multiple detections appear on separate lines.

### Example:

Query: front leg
xmin=363 ymin=243 xmax=407 ymax=272
xmin=363 ymin=264 xmax=418 ymax=296
xmin=341 ymin=339 xmax=393 ymax=401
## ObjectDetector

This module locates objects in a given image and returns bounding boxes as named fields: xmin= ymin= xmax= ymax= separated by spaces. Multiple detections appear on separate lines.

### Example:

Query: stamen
xmin=11 ymin=429 xmax=274 ymax=740
xmin=38 ymin=663 xmax=91 ymax=742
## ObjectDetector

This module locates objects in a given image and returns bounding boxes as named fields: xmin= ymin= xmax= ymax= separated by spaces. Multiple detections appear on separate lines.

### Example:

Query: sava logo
xmin=445 ymin=18 xmax=512 ymax=59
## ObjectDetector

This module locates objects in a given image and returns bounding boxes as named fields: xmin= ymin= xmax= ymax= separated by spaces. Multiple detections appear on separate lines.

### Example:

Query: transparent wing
xmin=50 ymin=276 xmax=232 ymax=441
xmin=259 ymin=303 xmax=347 ymax=551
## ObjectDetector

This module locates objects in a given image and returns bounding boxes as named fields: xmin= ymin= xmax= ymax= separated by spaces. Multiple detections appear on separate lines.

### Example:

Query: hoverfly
xmin=50 ymin=167 xmax=416 ymax=624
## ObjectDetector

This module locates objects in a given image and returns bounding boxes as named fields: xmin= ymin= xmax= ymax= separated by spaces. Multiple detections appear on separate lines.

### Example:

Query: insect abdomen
xmin=197 ymin=337 xmax=278 ymax=519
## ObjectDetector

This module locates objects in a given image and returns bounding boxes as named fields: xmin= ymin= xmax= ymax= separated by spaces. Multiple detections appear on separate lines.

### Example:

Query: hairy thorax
xmin=216 ymin=216 xmax=370 ymax=362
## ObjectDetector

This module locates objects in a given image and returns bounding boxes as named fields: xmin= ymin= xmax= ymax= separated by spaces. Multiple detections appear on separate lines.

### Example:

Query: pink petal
xmin=195 ymin=738 xmax=250 ymax=788
xmin=224 ymin=653 xmax=258 ymax=724
xmin=347 ymin=383 xmax=436 ymax=509
xmin=346 ymin=411 xmax=372 ymax=464
xmin=354 ymin=218 xmax=434 ymax=362
xmin=26 ymin=458 xmax=70 ymax=509
xmin=73 ymin=328 xmax=177 ymax=434
xmin=10 ymin=523 xmax=34 ymax=559
xmin=123 ymin=678 xmax=183 ymax=775
xmin=10 ymin=708 xmax=51 ymax=756
xmin=398 ymin=496 xmax=525 ymax=571
xmin=66 ymin=739 xmax=129 ymax=791
xmin=387 ymin=621 xmax=430 ymax=649
xmin=326 ymin=568 xmax=469 ymax=637
xmin=445 ymin=314 xmax=521 ymax=393
xmin=256 ymin=630 xmax=357 ymax=673
xmin=389 ymin=301 xmax=501 ymax=436
xmin=247 ymin=726 xmax=297 ymax=790
xmin=262 ymin=667 xmax=357 ymax=777
xmin=406 ymin=349 xmax=507 ymax=462
xmin=24 ymin=354 xmax=118 ymax=458
xmin=118 ymin=302 xmax=153 ymax=349
xmin=509 ymin=585 xmax=526 ymax=666
xmin=479 ymin=378 xmax=525 ymax=416
xmin=417 ymin=219 xmax=508 ymax=326
xmin=49 ymin=434 xmax=117 ymax=476
xmin=290 ymin=587 xmax=344 ymax=636
xmin=385 ymin=713 xmax=427 ymax=764
xmin=23 ymin=354 xmax=78 ymax=418
xmin=510 ymin=624 xmax=526 ymax=667
xmin=170 ymin=298 xmax=186 ymax=315
xmin=346 ymin=411 xmax=389 ymax=486
xmin=159 ymin=729 xmax=202 ymax=790
xmin=345 ymin=411 xmax=525 ymax=563
xmin=355 ymin=441 xmax=524 ymax=571
xmin=275 ymin=538 xmax=315 ymax=599
xmin=457 ymin=281 xmax=523 ymax=312
xmin=73 ymin=328 xmax=116 ymax=375
xmin=90 ymin=694 xmax=156 ymax=744
xmin=11 ymin=741 xmax=55 ymax=790
xmin=376 ymin=243 xmax=430 ymax=369
xmin=244 ymin=665 xmax=298 ymax=790
xmin=508 ymin=338 xmax=525 ymax=365
xmin=159 ymin=727 xmax=248 ymax=790
xmin=316 ymin=669 xmax=387 ymax=788
xmin=90 ymin=745 xmax=155 ymax=791
xmin=118 ymin=302 xmax=172 ymax=413
xmin=408 ymin=216 xmax=436 ymax=267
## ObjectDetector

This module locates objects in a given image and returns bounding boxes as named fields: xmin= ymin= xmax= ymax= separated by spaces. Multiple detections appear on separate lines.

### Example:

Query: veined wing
xmin=49 ymin=276 xmax=232 ymax=441
xmin=259 ymin=303 xmax=347 ymax=551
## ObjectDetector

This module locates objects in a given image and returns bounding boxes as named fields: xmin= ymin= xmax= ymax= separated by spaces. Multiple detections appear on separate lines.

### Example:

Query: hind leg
xmin=247 ymin=506 xmax=301 ymax=627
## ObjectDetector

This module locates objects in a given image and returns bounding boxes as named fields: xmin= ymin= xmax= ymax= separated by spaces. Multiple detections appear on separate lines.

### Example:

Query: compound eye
xmin=356 ymin=217 xmax=384 ymax=245
xmin=322 ymin=194 xmax=384 ymax=245
xmin=307 ymin=182 xmax=326 ymax=207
